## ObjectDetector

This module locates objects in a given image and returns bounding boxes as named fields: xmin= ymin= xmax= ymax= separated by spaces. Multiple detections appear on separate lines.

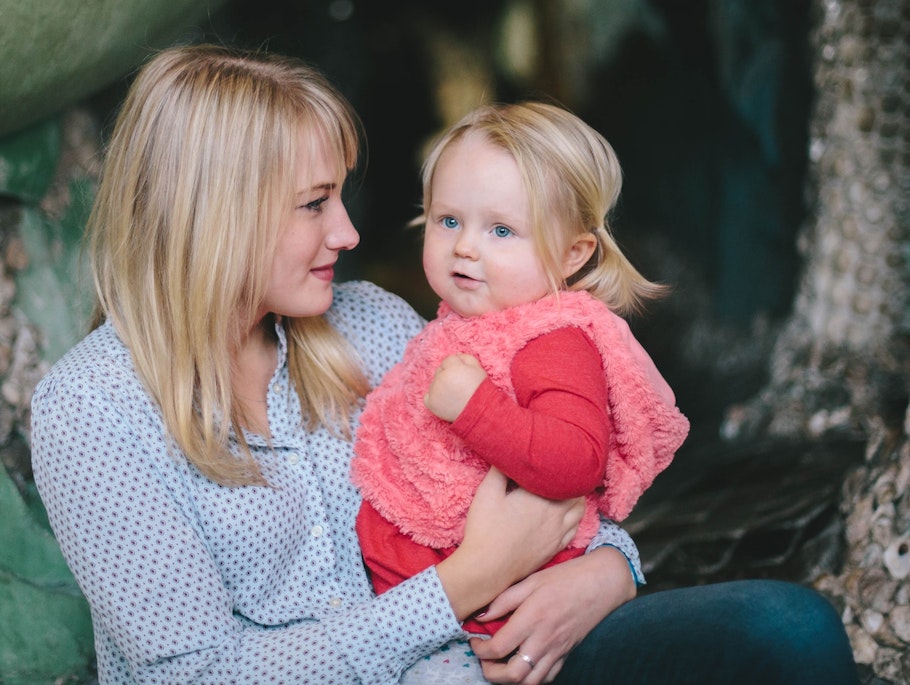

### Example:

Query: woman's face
xmin=259 ymin=128 xmax=360 ymax=321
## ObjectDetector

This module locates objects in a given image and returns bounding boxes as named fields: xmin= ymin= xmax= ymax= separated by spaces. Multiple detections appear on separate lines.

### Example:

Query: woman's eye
xmin=303 ymin=196 xmax=329 ymax=212
xmin=441 ymin=216 xmax=459 ymax=230
xmin=493 ymin=225 xmax=513 ymax=238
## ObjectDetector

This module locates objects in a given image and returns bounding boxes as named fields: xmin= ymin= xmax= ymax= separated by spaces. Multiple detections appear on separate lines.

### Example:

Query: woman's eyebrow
xmin=296 ymin=182 xmax=336 ymax=198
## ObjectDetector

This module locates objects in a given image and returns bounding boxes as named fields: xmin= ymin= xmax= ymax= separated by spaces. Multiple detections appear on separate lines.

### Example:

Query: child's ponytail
xmin=568 ymin=225 xmax=668 ymax=316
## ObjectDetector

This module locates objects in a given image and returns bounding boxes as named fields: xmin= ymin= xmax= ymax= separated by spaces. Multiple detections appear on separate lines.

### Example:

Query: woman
xmin=30 ymin=43 xmax=857 ymax=684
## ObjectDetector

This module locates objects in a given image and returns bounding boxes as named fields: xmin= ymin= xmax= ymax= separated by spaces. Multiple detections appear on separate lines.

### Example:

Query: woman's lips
xmin=311 ymin=265 xmax=335 ymax=281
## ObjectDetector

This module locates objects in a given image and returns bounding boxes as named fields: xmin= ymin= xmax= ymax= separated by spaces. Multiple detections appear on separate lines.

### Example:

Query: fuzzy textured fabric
xmin=351 ymin=290 xmax=689 ymax=549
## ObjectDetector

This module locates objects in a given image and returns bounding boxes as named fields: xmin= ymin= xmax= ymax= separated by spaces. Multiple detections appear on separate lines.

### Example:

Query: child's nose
xmin=453 ymin=230 xmax=478 ymax=259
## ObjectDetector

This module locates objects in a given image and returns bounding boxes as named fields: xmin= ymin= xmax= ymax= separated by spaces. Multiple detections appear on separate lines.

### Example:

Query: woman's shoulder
xmin=33 ymin=321 xmax=144 ymax=408
xmin=329 ymin=280 xmax=427 ymax=381
xmin=331 ymin=280 xmax=421 ymax=317
xmin=329 ymin=280 xmax=425 ymax=334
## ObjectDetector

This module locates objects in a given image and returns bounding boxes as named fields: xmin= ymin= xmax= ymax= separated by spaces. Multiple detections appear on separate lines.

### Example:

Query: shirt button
xmin=271 ymin=382 xmax=282 ymax=394
xmin=287 ymin=453 xmax=300 ymax=465
xmin=311 ymin=525 xmax=324 ymax=537
xmin=329 ymin=597 xmax=342 ymax=608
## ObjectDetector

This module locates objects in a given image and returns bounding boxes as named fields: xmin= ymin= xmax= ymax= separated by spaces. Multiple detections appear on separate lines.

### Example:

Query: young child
xmin=351 ymin=101 xmax=689 ymax=636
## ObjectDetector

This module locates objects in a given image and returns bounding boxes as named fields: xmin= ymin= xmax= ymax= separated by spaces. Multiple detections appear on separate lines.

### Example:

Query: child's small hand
xmin=424 ymin=354 xmax=487 ymax=422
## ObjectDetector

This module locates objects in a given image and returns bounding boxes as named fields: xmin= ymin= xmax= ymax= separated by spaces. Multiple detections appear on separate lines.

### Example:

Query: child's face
xmin=422 ymin=133 xmax=554 ymax=318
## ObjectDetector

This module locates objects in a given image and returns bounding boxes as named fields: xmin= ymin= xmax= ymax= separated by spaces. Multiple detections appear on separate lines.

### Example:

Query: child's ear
xmin=561 ymin=233 xmax=597 ymax=279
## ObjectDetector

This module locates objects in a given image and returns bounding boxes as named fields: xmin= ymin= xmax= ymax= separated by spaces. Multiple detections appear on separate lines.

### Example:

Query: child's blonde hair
xmin=418 ymin=101 xmax=666 ymax=315
xmin=88 ymin=44 xmax=369 ymax=486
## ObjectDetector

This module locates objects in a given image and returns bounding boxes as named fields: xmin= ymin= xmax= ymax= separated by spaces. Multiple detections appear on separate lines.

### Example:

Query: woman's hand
xmin=470 ymin=546 xmax=637 ymax=684
xmin=436 ymin=468 xmax=584 ymax=622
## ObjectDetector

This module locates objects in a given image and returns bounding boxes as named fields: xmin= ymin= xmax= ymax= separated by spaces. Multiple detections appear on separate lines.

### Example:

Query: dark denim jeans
xmin=556 ymin=580 xmax=859 ymax=684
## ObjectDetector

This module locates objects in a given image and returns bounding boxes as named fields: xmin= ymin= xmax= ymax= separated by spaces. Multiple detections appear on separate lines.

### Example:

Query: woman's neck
xmin=232 ymin=316 xmax=279 ymax=436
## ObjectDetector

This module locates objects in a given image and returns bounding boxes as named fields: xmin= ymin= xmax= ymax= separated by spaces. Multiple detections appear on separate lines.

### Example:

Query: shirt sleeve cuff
xmin=327 ymin=566 xmax=464 ymax=683
xmin=585 ymin=518 xmax=646 ymax=586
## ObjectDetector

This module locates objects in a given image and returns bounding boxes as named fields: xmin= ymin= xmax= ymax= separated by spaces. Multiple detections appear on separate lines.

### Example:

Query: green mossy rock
xmin=0 ymin=465 xmax=94 ymax=684
xmin=0 ymin=118 xmax=60 ymax=203
xmin=0 ymin=0 xmax=228 ymax=138
xmin=15 ymin=191 xmax=95 ymax=364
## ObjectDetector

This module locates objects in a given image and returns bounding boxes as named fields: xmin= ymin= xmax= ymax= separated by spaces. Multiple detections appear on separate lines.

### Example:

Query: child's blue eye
xmin=442 ymin=216 xmax=459 ymax=230
xmin=493 ymin=225 xmax=512 ymax=238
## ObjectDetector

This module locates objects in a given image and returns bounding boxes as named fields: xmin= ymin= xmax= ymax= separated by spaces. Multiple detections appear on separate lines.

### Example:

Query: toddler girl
xmin=351 ymin=101 xmax=689 ymax=636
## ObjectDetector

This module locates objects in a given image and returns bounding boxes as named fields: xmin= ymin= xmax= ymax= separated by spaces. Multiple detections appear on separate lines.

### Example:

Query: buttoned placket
xmin=263 ymin=337 xmax=348 ymax=615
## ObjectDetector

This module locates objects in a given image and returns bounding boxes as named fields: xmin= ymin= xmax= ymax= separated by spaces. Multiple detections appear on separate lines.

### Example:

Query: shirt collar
xmin=273 ymin=315 xmax=289 ymax=371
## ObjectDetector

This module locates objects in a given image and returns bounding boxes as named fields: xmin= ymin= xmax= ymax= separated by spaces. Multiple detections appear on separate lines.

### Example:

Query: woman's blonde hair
xmin=417 ymin=101 xmax=666 ymax=315
xmin=89 ymin=44 xmax=369 ymax=486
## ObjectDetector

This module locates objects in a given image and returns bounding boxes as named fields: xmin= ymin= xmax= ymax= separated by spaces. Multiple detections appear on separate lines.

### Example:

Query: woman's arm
xmin=436 ymin=467 xmax=584 ymax=621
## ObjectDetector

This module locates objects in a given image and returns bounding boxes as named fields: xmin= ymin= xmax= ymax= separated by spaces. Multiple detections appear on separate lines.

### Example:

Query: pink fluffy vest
xmin=351 ymin=290 xmax=689 ymax=549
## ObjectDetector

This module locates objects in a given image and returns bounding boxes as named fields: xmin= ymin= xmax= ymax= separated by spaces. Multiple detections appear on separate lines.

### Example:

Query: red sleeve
xmin=450 ymin=327 xmax=608 ymax=500
xmin=356 ymin=501 xmax=452 ymax=595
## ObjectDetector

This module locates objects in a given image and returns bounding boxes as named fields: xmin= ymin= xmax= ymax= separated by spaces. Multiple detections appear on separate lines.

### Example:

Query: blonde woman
xmin=29 ymin=44 xmax=857 ymax=685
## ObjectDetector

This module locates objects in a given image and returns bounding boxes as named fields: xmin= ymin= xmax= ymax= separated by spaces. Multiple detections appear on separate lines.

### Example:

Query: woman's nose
xmin=328 ymin=204 xmax=360 ymax=251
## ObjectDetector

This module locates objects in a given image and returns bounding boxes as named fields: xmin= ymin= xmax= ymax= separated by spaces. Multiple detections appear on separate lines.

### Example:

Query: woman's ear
xmin=561 ymin=233 xmax=597 ymax=279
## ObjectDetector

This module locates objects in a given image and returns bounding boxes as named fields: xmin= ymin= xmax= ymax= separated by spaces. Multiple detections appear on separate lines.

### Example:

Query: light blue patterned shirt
xmin=30 ymin=281 xmax=641 ymax=684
